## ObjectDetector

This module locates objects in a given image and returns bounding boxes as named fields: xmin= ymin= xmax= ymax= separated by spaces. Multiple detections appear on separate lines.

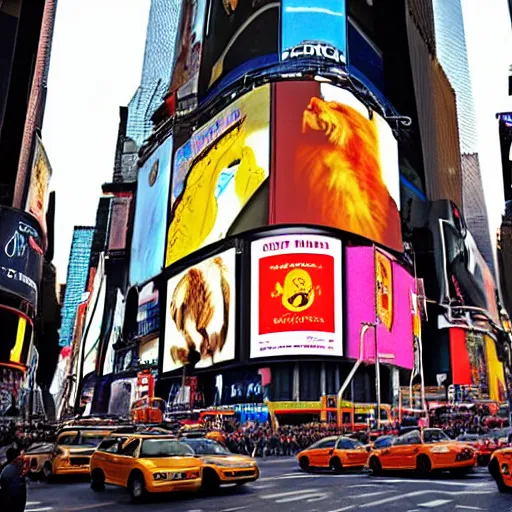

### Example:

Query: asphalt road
xmin=26 ymin=458 xmax=512 ymax=512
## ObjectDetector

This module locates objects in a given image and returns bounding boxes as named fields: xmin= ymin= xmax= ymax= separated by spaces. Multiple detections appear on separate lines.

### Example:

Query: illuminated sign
xmin=282 ymin=41 xmax=345 ymax=65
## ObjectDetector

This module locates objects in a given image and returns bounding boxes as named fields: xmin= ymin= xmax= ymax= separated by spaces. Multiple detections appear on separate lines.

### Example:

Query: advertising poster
xmin=0 ymin=308 xmax=32 ymax=369
xmin=26 ymin=134 xmax=52 ymax=243
xmin=163 ymin=248 xmax=236 ymax=373
xmin=108 ymin=377 xmax=138 ymax=417
xmin=102 ymin=289 xmax=124 ymax=376
xmin=168 ymin=0 xmax=208 ymax=99
xmin=281 ymin=0 xmax=346 ymax=65
xmin=272 ymin=81 xmax=402 ymax=252
xmin=166 ymin=85 xmax=270 ymax=267
xmin=130 ymin=136 xmax=173 ymax=286
xmin=345 ymin=247 xmax=414 ymax=369
xmin=0 ymin=206 xmax=43 ymax=308
xmin=484 ymin=335 xmax=506 ymax=402
xmin=376 ymin=249 xmax=393 ymax=331
xmin=250 ymin=234 xmax=343 ymax=359
xmin=107 ymin=196 xmax=131 ymax=251
xmin=199 ymin=0 xmax=279 ymax=96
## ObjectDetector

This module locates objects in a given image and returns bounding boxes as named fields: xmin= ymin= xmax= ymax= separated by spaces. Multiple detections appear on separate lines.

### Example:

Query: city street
xmin=26 ymin=458 xmax=512 ymax=512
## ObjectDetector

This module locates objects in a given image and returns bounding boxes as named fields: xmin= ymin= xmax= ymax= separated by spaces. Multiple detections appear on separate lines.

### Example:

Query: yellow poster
xmin=376 ymin=250 xmax=393 ymax=330
xmin=484 ymin=335 xmax=506 ymax=402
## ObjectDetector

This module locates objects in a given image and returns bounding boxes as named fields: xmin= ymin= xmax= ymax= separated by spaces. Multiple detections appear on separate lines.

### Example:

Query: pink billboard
xmin=345 ymin=247 xmax=414 ymax=369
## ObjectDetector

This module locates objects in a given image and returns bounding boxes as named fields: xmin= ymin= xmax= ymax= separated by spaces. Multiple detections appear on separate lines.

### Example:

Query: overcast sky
xmin=43 ymin=0 xmax=151 ymax=283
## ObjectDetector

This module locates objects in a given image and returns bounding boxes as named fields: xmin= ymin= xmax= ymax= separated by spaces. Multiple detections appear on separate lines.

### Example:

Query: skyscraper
xmin=58 ymin=226 xmax=94 ymax=347
xmin=125 ymin=0 xmax=181 ymax=147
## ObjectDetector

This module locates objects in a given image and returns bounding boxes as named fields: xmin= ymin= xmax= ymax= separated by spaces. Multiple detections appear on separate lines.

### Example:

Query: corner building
xmin=83 ymin=0 xmax=509 ymax=424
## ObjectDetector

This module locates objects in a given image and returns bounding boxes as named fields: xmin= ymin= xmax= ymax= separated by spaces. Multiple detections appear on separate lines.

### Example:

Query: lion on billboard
xmin=169 ymin=256 xmax=231 ymax=366
xmin=297 ymin=96 xmax=401 ymax=249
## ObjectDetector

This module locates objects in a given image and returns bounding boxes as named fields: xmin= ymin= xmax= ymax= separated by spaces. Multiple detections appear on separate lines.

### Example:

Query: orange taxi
xmin=89 ymin=433 xmax=202 ymax=502
xmin=297 ymin=436 xmax=370 ymax=472
xmin=489 ymin=447 xmax=512 ymax=492
xmin=368 ymin=428 xmax=476 ymax=476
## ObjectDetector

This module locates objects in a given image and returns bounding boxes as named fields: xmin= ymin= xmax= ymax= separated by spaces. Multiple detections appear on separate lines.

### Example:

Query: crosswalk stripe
xmin=327 ymin=506 xmax=356 ymax=512
xmin=275 ymin=493 xmax=327 ymax=503
xmin=27 ymin=503 xmax=41 ymax=506
xmin=455 ymin=507 xmax=485 ymax=511
xmin=26 ymin=508 xmax=52 ymax=512
xmin=370 ymin=478 xmax=491 ymax=488
xmin=261 ymin=488 xmax=316 ymax=499
xmin=418 ymin=499 xmax=453 ymax=508
xmin=348 ymin=491 xmax=394 ymax=499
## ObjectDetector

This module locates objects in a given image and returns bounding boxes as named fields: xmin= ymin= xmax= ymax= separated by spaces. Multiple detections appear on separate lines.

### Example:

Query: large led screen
xmin=250 ymin=234 xmax=342 ymax=359
xmin=26 ymin=134 xmax=52 ymax=244
xmin=281 ymin=0 xmax=346 ymax=65
xmin=130 ymin=136 xmax=173 ymax=286
xmin=166 ymin=85 xmax=270 ymax=267
xmin=345 ymin=247 xmax=414 ymax=369
xmin=199 ymin=1 xmax=279 ymax=97
xmin=168 ymin=0 xmax=208 ymax=99
xmin=0 ymin=307 xmax=32 ymax=369
xmin=163 ymin=248 xmax=236 ymax=373
xmin=272 ymin=82 xmax=402 ymax=252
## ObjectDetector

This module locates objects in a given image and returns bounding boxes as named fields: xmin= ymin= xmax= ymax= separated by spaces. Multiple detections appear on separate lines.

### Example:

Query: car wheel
xmin=489 ymin=459 xmax=509 ymax=493
xmin=330 ymin=457 xmax=343 ymax=473
xmin=416 ymin=455 xmax=431 ymax=476
xmin=43 ymin=462 xmax=53 ymax=482
xmin=91 ymin=469 xmax=105 ymax=492
xmin=202 ymin=468 xmax=220 ymax=493
xmin=128 ymin=472 xmax=146 ymax=503
xmin=369 ymin=456 xmax=382 ymax=476
xmin=299 ymin=457 xmax=310 ymax=472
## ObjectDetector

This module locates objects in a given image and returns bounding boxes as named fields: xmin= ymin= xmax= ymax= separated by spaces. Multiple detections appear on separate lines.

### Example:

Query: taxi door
xmin=115 ymin=439 xmax=141 ymax=486
xmin=337 ymin=439 xmax=368 ymax=467
xmin=393 ymin=432 xmax=422 ymax=469
xmin=311 ymin=438 xmax=337 ymax=467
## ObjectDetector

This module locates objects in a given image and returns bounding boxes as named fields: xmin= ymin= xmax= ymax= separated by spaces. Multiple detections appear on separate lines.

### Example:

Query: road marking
xmin=349 ymin=491 xmax=394 ymax=499
xmin=261 ymin=489 xmax=316 ymax=499
xmin=27 ymin=503 xmax=42 ymax=506
xmin=359 ymin=490 xmax=492 ymax=509
xmin=370 ymin=478 xmax=491 ymax=488
xmin=62 ymin=502 xmax=117 ymax=511
xmin=455 ymin=507 xmax=485 ymax=511
xmin=251 ymin=484 xmax=275 ymax=489
xmin=351 ymin=484 xmax=381 ymax=488
xmin=327 ymin=506 xmax=356 ymax=512
xmin=26 ymin=508 xmax=52 ymax=512
xmin=418 ymin=499 xmax=453 ymax=508
xmin=222 ymin=508 xmax=247 ymax=512
xmin=407 ymin=510 xmax=420 ymax=512
xmin=275 ymin=493 xmax=328 ymax=503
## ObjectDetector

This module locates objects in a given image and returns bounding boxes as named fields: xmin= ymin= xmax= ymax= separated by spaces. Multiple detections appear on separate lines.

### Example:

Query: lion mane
xmin=296 ymin=97 xmax=401 ymax=249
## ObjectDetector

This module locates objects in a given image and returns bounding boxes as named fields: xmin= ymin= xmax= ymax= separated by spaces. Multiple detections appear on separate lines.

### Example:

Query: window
xmin=394 ymin=431 xmax=421 ymax=446
xmin=423 ymin=429 xmax=450 ymax=444
xmin=342 ymin=412 xmax=351 ymax=424
xmin=337 ymin=438 xmax=357 ymax=450
xmin=119 ymin=440 xmax=140 ymax=457
xmin=140 ymin=439 xmax=195 ymax=458
xmin=58 ymin=434 xmax=79 ymax=446
xmin=97 ymin=438 xmax=128 ymax=454
xmin=183 ymin=439 xmax=231 ymax=456
xmin=310 ymin=438 xmax=337 ymax=449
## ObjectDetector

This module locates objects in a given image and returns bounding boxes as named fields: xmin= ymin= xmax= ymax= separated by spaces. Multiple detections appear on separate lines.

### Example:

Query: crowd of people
xmin=0 ymin=421 xmax=55 ymax=453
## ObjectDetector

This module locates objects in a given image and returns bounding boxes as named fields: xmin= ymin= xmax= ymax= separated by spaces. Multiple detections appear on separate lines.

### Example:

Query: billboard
xmin=281 ymin=0 xmax=346 ymax=65
xmin=199 ymin=1 xmax=279 ymax=97
xmin=163 ymin=248 xmax=236 ymax=373
xmin=0 ymin=206 xmax=43 ymax=308
xmin=102 ymin=289 xmax=124 ymax=376
xmin=130 ymin=136 xmax=173 ymax=286
xmin=272 ymin=82 xmax=402 ymax=252
xmin=26 ymin=134 xmax=52 ymax=243
xmin=345 ymin=247 xmax=414 ymax=369
xmin=168 ymin=0 xmax=208 ymax=99
xmin=250 ymin=234 xmax=343 ymax=359
xmin=0 ymin=308 xmax=32 ymax=369
xmin=166 ymin=85 xmax=270 ymax=267
xmin=107 ymin=196 xmax=132 ymax=251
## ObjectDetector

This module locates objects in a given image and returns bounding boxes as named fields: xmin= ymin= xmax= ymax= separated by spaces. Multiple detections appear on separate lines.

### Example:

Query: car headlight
xmin=502 ymin=464 xmax=510 ymax=475
xmin=431 ymin=446 xmax=451 ymax=454
xmin=153 ymin=472 xmax=168 ymax=481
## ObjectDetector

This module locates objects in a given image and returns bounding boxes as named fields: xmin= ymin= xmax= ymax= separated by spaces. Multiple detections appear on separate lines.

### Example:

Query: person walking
xmin=0 ymin=447 xmax=27 ymax=512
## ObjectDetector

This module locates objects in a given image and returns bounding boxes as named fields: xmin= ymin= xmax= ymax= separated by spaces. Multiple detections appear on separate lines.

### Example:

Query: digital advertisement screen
xmin=0 ymin=307 xmax=32 ymax=369
xmin=163 ymin=248 xmax=236 ymax=373
xmin=0 ymin=206 xmax=43 ymax=308
xmin=272 ymin=82 xmax=402 ymax=252
xmin=199 ymin=0 xmax=279 ymax=97
xmin=166 ymin=85 xmax=270 ymax=267
xmin=345 ymin=247 xmax=414 ymax=369
xmin=26 ymin=134 xmax=52 ymax=244
xmin=250 ymin=234 xmax=343 ymax=359
xmin=130 ymin=136 xmax=173 ymax=286
xmin=168 ymin=0 xmax=208 ymax=99
xmin=281 ymin=0 xmax=346 ymax=65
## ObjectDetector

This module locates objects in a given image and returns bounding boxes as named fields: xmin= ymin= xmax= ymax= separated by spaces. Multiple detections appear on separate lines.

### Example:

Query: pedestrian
xmin=0 ymin=447 xmax=27 ymax=512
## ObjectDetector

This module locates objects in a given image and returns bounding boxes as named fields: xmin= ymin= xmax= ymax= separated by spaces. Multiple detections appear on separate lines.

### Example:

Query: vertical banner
xmin=375 ymin=249 xmax=393 ymax=331
xmin=281 ymin=0 xmax=347 ymax=65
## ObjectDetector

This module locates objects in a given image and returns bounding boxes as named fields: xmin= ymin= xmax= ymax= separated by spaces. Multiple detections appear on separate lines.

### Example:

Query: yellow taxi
xmin=181 ymin=437 xmax=259 ymax=491
xmin=89 ymin=433 xmax=202 ymax=502
xmin=23 ymin=428 xmax=112 ymax=480
xmin=489 ymin=447 xmax=512 ymax=492
xmin=368 ymin=428 xmax=476 ymax=476
xmin=297 ymin=436 xmax=370 ymax=472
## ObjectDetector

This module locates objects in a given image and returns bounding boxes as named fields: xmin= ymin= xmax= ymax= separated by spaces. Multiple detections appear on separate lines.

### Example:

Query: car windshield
xmin=79 ymin=433 xmax=108 ymax=447
xmin=423 ymin=429 xmax=450 ymax=443
xmin=140 ymin=439 xmax=195 ymax=458
xmin=457 ymin=434 xmax=479 ymax=441
xmin=184 ymin=439 xmax=231 ymax=455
